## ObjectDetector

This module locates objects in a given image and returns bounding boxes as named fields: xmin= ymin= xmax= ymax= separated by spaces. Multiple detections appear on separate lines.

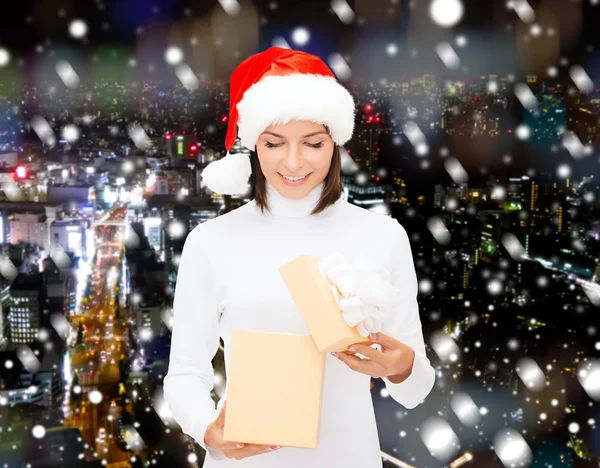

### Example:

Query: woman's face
xmin=256 ymin=120 xmax=334 ymax=199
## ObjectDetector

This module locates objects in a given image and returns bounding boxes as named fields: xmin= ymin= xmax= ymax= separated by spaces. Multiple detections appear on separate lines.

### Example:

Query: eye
xmin=264 ymin=141 xmax=324 ymax=148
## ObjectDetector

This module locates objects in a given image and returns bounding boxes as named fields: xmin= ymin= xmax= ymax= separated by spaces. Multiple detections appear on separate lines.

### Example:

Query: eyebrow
xmin=261 ymin=130 xmax=328 ymax=139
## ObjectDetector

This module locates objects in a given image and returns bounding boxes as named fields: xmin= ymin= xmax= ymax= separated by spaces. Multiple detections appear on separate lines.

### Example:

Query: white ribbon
xmin=317 ymin=252 xmax=402 ymax=338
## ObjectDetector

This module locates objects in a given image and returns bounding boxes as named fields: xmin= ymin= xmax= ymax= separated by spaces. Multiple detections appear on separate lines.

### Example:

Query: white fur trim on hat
xmin=236 ymin=73 xmax=355 ymax=151
xmin=200 ymin=151 xmax=252 ymax=195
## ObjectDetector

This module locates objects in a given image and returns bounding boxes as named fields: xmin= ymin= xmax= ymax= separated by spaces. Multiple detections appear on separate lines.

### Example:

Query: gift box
xmin=279 ymin=253 xmax=401 ymax=353
xmin=223 ymin=329 xmax=326 ymax=449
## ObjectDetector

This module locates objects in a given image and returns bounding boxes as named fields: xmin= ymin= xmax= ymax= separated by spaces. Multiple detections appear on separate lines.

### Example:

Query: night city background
xmin=1 ymin=0 xmax=600 ymax=466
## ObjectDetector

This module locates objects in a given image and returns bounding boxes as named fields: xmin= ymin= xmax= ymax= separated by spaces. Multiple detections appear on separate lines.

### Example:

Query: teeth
xmin=282 ymin=175 xmax=306 ymax=181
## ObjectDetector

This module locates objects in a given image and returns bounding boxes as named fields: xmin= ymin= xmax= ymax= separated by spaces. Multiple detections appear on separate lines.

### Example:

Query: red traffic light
xmin=190 ymin=144 xmax=198 ymax=152
xmin=15 ymin=166 xmax=28 ymax=179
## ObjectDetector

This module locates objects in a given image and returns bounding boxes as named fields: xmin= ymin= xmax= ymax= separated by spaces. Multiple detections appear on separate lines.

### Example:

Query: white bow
xmin=317 ymin=252 xmax=402 ymax=338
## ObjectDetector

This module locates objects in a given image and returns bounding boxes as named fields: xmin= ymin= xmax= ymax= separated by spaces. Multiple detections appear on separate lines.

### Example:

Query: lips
xmin=279 ymin=173 xmax=310 ymax=178
xmin=279 ymin=172 xmax=312 ymax=185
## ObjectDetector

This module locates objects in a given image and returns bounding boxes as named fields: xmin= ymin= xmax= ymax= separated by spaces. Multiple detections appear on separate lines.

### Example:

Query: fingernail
xmin=369 ymin=333 xmax=377 ymax=341
xmin=347 ymin=346 xmax=356 ymax=352
xmin=331 ymin=352 xmax=339 ymax=357
xmin=236 ymin=443 xmax=244 ymax=448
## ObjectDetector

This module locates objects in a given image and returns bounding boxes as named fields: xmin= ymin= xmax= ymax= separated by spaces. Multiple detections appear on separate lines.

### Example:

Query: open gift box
xmin=279 ymin=252 xmax=401 ymax=354
xmin=223 ymin=329 xmax=326 ymax=449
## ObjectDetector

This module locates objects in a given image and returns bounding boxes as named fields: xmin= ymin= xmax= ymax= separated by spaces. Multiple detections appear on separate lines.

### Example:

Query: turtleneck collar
xmin=251 ymin=179 xmax=343 ymax=221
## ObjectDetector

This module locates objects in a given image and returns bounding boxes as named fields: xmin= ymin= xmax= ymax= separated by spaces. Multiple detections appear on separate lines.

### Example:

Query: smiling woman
xmin=252 ymin=120 xmax=343 ymax=216
xmin=200 ymin=47 xmax=354 ymax=197
xmin=168 ymin=46 xmax=435 ymax=468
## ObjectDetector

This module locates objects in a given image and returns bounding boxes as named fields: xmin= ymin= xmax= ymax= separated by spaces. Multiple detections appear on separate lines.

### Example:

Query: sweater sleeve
xmin=380 ymin=219 xmax=436 ymax=409
xmin=163 ymin=226 xmax=228 ymax=461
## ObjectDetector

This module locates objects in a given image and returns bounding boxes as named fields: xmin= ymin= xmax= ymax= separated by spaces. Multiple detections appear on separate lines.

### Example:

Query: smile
xmin=279 ymin=172 xmax=312 ymax=185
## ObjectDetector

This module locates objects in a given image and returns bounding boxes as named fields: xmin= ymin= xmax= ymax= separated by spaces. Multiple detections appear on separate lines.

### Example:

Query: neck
xmin=252 ymin=179 xmax=341 ymax=220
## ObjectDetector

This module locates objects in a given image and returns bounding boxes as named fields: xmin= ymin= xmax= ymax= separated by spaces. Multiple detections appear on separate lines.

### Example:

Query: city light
xmin=0 ymin=6 xmax=598 ymax=467
xmin=15 ymin=165 xmax=28 ymax=179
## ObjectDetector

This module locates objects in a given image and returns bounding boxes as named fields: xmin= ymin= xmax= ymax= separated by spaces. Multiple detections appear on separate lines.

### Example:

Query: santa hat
xmin=200 ymin=46 xmax=356 ymax=195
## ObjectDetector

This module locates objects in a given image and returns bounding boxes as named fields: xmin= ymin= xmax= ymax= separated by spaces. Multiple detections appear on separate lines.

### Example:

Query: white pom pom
xmin=356 ymin=321 xmax=370 ymax=337
xmin=201 ymin=152 xmax=252 ymax=195
xmin=363 ymin=315 xmax=377 ymax=332
xmin=341 ymin=304 xmax=366 ymax=327
xmin=335 ymin=274 xmax=358 ymax=296
xmin=361 ymin=302 xmax=385 ymax=320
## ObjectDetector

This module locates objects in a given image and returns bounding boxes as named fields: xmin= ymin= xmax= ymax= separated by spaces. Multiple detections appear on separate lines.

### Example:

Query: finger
xmin=369 ymin=332 xmax=399 ymax=350
xmin=218 ymin=438 xmax=241 ymax=454
xmin=336 ymin=352 xmax=379 ymax=377
xmin=221 ymin=437 xmax=249 ymax=452
xmin=248 ymin=444 xmax=280 ymax=455
xmin=230 ymin=444 xmax=280 ymax=459
xmin=347 ymin=343 xmax=388 ymax=365
xmin=223 ymin=441 xmax=248 ymax=451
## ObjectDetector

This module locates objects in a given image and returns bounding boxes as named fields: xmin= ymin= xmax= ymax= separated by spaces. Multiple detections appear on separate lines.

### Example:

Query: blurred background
xmin=0 ymin=0 xmax=600 ymax=466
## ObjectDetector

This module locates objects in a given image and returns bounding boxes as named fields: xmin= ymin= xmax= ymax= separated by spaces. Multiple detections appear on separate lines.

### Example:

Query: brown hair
xmin=251 ymin=126 xmax=343 ymax=216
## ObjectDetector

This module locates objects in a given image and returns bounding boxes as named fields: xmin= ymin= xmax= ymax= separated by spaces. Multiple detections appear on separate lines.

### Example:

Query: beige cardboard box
xmin=279 ymin=255 xmax=371 ymax=353
xmin=223 ymin=329 xmax=326 ymax=448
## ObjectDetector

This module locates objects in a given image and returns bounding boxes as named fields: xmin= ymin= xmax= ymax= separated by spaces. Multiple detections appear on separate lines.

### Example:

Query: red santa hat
xmin=200 ymin=46 xmax=356 ymax=195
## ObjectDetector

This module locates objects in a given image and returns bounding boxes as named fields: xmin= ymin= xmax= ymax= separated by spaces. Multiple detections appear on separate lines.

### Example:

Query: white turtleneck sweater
xmin=163 ymin=180 xmax=435 ymax=467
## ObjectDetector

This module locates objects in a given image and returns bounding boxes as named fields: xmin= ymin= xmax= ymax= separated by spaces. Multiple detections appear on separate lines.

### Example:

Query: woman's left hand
xmin=331 ymin=332 xmax=415 ymax=384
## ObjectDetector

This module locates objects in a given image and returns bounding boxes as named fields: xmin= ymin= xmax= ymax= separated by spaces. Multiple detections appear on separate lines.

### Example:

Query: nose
xmin=282 ymin=146 xmax=304 ymax=172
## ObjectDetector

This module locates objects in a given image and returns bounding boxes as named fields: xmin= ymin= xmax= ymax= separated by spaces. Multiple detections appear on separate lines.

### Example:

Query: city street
xmin=63 ymin=205 xmax=138 ymax=464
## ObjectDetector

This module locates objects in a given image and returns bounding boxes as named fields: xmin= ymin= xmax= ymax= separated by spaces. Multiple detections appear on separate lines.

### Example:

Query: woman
xmin=163 ymin=47 xmax=435 ymax=467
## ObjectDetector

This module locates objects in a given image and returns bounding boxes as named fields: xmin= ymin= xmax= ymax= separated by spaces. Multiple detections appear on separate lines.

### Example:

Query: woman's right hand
xmin=204 ymin=400 xmax=282 ymax=460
